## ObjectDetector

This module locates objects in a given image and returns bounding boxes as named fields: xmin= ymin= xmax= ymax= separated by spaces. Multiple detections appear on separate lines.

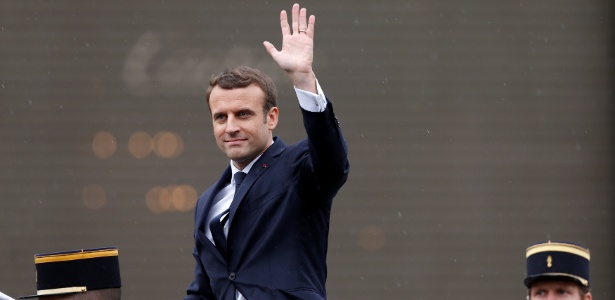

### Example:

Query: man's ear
xmin=584 ymin=292 xmax=592 ymax=300
xmin=267 ymin=107 xmax=279 ymax=130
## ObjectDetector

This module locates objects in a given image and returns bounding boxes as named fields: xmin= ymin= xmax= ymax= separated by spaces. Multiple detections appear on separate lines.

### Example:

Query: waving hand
xmin=264 ymin=3 xmax=317 ymax=93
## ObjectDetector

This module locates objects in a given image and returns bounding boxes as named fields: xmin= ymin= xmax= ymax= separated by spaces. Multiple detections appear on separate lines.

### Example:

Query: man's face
xmin=209 ymin=84 xmax=278 ymax=170
xmin=529 ymin=280 xmax=591 ymax=300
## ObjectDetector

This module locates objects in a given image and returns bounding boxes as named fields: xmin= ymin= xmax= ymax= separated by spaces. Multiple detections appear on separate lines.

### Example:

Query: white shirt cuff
xmin=294 ymin=79 xmax=327 ymax=112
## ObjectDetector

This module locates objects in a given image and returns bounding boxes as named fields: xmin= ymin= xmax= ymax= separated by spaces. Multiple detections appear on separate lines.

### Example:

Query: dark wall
xmin=0 ymin=1 xmax=612 ymax=299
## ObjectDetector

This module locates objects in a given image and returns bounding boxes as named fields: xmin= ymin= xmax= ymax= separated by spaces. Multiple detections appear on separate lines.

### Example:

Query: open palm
xmin=264 ymin=4 xmax=317 ymax=92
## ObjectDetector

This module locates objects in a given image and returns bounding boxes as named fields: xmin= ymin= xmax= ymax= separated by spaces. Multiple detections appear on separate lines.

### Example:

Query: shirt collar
xmin=229 ymin=140 xmax=274 ymax=178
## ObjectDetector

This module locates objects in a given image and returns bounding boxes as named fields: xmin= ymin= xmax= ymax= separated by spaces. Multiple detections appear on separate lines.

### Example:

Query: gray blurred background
xmin=0 ymin=1 xmax=612 ymax=299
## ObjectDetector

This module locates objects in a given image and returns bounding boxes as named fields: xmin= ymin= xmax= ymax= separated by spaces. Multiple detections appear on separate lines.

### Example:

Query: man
xmin=184 ymin=3 xmax=349 ymax=300
xmin=18 ymin=246 xmax=121 ymax=300
xmin=525 ymin=241 xmax=592 ymax=300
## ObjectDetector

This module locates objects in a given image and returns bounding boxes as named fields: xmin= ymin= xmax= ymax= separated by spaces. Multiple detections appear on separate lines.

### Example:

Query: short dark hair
xmin=579 ymin=286 xmax=591 ymax=298
xmin=205 ymin=66 xmax=277 ymax=116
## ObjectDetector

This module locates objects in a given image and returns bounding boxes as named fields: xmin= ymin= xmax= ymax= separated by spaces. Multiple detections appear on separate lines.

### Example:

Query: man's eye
xmin=214 ymin=114 xmax=226 ymax=121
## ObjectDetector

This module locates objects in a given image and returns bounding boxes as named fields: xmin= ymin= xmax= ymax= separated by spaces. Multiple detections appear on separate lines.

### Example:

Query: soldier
xmin=525 ymin=241 xmax=592 ymax=300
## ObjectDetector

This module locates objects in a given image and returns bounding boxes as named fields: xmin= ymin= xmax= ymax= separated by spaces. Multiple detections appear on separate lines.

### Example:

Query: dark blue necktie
xmin=234 ymin=172 xmax=246 ymax=189
xmin=209 ymin=172 xmax=246 ymax=252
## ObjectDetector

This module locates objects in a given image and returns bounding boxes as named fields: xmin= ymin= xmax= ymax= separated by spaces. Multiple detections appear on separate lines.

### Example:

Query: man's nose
xmin=225 ymin=116 xmax=240 ymax=133
xmin=546 ymin=293 xmax=556 ymax=300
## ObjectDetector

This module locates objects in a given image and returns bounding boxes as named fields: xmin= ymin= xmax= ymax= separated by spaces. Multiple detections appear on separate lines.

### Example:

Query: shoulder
xmin=193 ymin=187 xmax=213 ymax=217
xmin=194 ymin=168 xmax=232 ymax=213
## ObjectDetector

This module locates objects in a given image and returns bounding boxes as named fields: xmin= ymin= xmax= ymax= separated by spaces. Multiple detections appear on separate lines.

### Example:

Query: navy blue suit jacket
xmin=185 ymin=100 xmax=349 ymax=300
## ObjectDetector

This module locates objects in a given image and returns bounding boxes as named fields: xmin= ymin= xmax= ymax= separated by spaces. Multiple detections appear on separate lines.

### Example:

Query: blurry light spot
xmin=145 ymin=187 xmax=165 ymax=214
xmin=158 ymin=186 xmax=174 ymax=211
xmin=171 ymin=185 xmax=198 ymax=212
xmin=92 ymin=131 xmax=117 ymax=159
xmin=153 ymin=131 xmax=184 ymax=159
xmin=128 ymin=131 xmax=153 ymax=159
xmin=82 ymin=184 xmax=106 ymax=210
xmin=357 ymin=225 xmax=386 ymax=252
xmin=146 ymin=184 xmax=198 ymax=214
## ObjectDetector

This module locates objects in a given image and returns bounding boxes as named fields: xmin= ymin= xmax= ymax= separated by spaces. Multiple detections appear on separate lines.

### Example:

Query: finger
xmin=291 ymin=3 xmax=300 ymax=34
xmin=280 ymin=10 xmax=290 ymax=36
xmin=299 ymin=7 xmax=307 ymax=32
xmin=263 ymin=41 xmax=279 ymax=56
xmin=306 ymin=15 xmax=315 ymax=38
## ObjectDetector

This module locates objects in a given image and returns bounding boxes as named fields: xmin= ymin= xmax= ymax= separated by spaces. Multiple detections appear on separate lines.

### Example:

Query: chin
xmin=227 ymin=152 xmax=251 ymax=162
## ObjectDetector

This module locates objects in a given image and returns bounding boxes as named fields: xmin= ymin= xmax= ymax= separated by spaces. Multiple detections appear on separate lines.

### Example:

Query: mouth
xmin=225 ymin=138 xmax=247 ymax=146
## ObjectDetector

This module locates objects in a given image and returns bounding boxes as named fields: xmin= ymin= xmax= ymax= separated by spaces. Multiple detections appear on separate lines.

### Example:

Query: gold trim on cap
xmin=533 ymin=272 xmax=589 ymax=287
xmin=526 ymin=242 xmax=590 ymax=260
xmin=37 ymin=287 xmax=87 ymax=295
xmin=34 ymin=248 xmax=118 ymax=264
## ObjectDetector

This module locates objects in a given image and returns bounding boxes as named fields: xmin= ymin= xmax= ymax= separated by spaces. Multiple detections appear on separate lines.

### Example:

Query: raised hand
xmin=263 ymin=3 xmax=317 ymax=93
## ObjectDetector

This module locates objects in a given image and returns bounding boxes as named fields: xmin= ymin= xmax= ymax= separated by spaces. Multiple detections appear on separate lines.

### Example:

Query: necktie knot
xmin=234 ymin=172 xmax=246 ymax=188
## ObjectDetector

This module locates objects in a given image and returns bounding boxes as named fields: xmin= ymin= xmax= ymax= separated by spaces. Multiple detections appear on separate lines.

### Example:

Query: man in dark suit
xmin=184 ymin=3 xmax=349 ymax=300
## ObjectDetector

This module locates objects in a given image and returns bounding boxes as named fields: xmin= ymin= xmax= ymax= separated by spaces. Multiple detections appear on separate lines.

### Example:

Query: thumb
xmin=263 ymin=41 xmax=278 ymax=56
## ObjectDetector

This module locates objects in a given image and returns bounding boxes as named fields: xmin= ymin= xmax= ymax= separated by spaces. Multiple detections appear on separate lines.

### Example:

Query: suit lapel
xmin=200 ymin=167 xmax=232 ymax=261
xmin=227 ymin=138 xmax=287 ymax=226
xmin=203 ymin=167 xmax=232 ymax=215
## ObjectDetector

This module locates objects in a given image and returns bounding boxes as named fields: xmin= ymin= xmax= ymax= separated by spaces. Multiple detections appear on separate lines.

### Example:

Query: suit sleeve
xmin=301 ymin=98 xmax=350 ymax=196
xmin=184 ymin=248 xmax=215 ymax=300
xmin=184 ymin=207 xmax=216 ymax=300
